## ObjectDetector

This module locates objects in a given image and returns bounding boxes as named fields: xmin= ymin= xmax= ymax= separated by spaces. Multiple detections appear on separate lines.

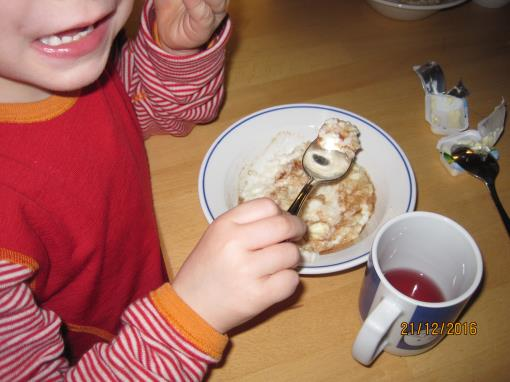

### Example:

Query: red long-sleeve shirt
xmin=0 ymin=0 xmax=231 ymax=379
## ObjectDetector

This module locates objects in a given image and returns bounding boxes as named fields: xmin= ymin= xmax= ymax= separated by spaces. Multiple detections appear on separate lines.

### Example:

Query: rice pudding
xmin=238 ymin=119 xmax=376 ymax=260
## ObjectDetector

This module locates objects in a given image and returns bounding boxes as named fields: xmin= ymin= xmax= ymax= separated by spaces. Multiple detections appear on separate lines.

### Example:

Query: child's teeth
xmin=49 ymin=36 xmax=62 ymax=46
xmin=39 ymin=25 xmax=94 ymax=46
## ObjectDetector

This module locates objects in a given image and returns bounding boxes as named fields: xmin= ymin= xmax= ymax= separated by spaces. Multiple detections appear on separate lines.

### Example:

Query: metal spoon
xmin=451 ymin=146 xmax=510 ymax=235
xmin=287 ymin=138 xmax=353 ymax=215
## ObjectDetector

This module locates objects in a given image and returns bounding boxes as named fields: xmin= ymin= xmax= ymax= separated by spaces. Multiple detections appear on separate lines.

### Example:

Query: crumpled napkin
xmin=414 ymin=61 xmax=507 ymax=176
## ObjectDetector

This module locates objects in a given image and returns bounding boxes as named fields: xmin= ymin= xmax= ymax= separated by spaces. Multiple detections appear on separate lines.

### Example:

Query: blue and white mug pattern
xmin=352 ymin=212 xmax=483 ymax=365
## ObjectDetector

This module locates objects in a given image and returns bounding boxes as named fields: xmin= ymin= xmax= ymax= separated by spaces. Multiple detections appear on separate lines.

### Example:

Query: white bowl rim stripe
xmin=199 ymin=104 xmax=417 ymax=272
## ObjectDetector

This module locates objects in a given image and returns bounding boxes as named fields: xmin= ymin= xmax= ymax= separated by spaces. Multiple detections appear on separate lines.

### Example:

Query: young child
xmin=0 ymin=0 xmax=306 ymax=380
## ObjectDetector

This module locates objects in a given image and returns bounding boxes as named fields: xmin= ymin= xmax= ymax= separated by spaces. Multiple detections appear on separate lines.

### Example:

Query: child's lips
xmin=32 ymin=14 xmax=112 ymax=59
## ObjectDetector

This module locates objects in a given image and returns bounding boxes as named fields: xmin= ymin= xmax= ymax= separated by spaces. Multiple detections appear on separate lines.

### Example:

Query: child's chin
xmin=49 ymin=79 xmax=98 ymax=92
xmin=43 ymin=67 xmax=107 ymax=92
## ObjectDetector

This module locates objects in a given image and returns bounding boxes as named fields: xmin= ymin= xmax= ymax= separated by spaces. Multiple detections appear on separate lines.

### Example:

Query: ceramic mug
xmin=352 ymin=211 xmax=483 ymax=365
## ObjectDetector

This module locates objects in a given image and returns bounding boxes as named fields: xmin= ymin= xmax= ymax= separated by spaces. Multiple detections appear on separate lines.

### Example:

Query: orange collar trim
xmin=0 ymin=93 xmax=79 ymax=124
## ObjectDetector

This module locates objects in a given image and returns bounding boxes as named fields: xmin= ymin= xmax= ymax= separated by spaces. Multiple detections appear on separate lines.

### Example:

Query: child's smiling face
xmin=0 ymin=0 xmax=134 ymax=99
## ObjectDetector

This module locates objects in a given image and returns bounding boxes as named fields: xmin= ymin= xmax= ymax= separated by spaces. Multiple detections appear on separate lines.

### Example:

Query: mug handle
xmin=352 ymin=299 xmax=401 ymax=365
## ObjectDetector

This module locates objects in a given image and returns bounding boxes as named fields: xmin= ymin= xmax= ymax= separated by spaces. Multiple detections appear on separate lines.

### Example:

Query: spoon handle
xmin=288 ymin=178 xmax=315 ymax=216
xmin=486 ymin=182 xmax=510 ymax=236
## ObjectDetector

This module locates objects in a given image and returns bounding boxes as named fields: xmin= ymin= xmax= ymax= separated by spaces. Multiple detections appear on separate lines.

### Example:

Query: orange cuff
xmin=0 ymin=248 xmax=39 ymax=290
xmin=0 ymin=248 xmax=39 ymax=272
xmin=150 ymin=283 xmax=228 ymax=360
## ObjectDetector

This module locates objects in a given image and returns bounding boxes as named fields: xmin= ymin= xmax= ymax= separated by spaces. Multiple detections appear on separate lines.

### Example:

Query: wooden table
xmin=133 ymin=1 xmax=510 ymax=380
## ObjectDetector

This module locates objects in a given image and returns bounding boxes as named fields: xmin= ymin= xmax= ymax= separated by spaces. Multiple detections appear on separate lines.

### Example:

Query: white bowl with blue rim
xmin=198 ymin=104 xmax=416 ymax=275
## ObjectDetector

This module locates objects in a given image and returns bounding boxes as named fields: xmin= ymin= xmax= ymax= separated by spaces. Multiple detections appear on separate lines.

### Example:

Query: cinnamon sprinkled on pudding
xmin=238 ymin=120 xmax=375 ymax=261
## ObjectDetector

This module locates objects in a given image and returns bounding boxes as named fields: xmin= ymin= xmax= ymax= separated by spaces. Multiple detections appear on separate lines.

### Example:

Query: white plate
xmin=198 ymin=104 xmax=416 ymax=275
xmin=367 ymin=0 xmax=467 ymax=20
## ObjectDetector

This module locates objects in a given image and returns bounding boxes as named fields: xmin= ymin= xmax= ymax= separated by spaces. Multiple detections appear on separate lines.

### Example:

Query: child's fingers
xmin=203 ymin=0 xmax=228 ymax=14
xmin=182 ymin=0 xmax=213 ymax=23
xmin=219 ymin=198 xmax=282 ymax=225
xmin=252 ymin=242 xmax=301 ymax=276
xmin=261 ymin=269 xmax=300 ymax=304
xmin=237 ymin=213 xmax=307 ymax=250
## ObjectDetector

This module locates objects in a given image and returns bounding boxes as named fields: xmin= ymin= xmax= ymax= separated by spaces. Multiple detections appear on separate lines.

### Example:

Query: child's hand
xmin=154 ymin=0 xmax=228 ymax=53
xmin=172 ymin=198 xmax=307 ymax=333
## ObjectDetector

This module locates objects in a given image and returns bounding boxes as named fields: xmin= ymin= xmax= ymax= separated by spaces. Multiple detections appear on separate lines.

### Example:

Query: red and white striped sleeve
xmin=0 ymin=260 xmax=228 ymax=381
xmin=117 ymin=0 xmax=232 ymax=138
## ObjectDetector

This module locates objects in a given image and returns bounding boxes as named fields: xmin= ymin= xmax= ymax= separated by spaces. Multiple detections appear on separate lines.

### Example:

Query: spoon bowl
xmin=451 ymin=146 xmax=510 ymax=235
xmin=287 ymin=138 xmax=354 ymax=215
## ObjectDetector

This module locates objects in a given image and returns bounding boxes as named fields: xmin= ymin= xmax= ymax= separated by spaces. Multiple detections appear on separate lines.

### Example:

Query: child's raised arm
xmin=116 ymin=0 xmax=231 ymax=137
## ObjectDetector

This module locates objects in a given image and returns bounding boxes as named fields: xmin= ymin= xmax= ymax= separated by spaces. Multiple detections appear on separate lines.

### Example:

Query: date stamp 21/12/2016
xmin=401 ymin=322 xmax=478 ymax=336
